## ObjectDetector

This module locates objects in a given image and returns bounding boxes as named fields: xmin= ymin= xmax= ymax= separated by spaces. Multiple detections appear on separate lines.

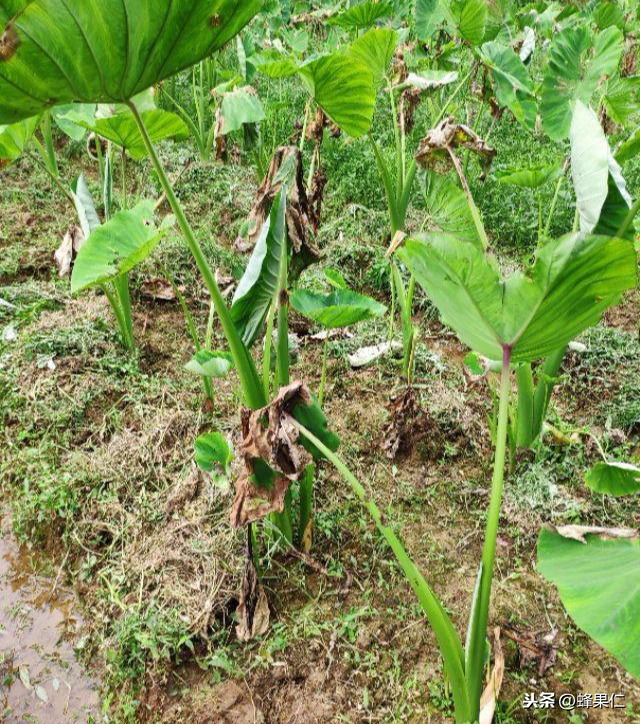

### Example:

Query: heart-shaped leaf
xmin=298 ymin=54 xmax=376 ymax=138
xmin=538 ymin=526 xmax=640 ymax=678
xmin=291 ymin=289 xmax=387 ymax=330
xmin=0 ymin=115 xmax=38 ymax=167
xmin=216 ymin=86 xmax=265 ymax=135
xmin=185 ymin=350 xmax=234 ymax=378
xmin=398 ymin=232 xmax=637 ymax=362
xmin=480 ymin=42 xmax=536 ymax=128
xmin=348 ymin=28 xmax=397 ymax=85
xmin=195 ymin=432 xmax=233 ymax=474
xmin=494 ymin=164 xmax=562 ymax=189
xmin=585 ymin=461 xmax=640 ymax=497
xmin=0 ymin=0 xmax=262 ymax=124
xmin=71 ymin=202 xmax=172 ymax=293
xmin=329 ymin=0 xmax=393 ymax=29
xmin=81 ymin=109 xmax=189 ymax=160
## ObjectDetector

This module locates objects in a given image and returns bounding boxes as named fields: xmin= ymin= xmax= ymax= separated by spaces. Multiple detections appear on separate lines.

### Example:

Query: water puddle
xmin=0 ymin=514 xmax=100 ymax=723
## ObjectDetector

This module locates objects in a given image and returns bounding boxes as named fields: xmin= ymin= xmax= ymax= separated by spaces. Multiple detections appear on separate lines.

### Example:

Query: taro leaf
xmin=494 ymin=164 xmax=562 ymax=189
xmin=570 ymin=101 xmax=631 ymax=239
xmin=616 ymin=126 xmax=640 ymax=164
xmin=71 ymin=173 xmax=100 ymax=238
xmin=415 ymin=0 xmax=447 ymax=40
xmin=423 ymin=171 xmax=483 ymax=247
xmin=403 ymin=70 xmax=458 ymax=91
xmin=194 ymin=431 xmax=233 ymax=474
xmin=324 ymin=268 xmax=347 ymax=289
xmin=479 ymin=42 xmax=536 ymax=129
xmin=185 ymin=350 xmax=234 ymax=378
xmin=81 ymin=109 xmax=189 ymax=160
xmin=0 ymin=115 xmax=38 ymax=167
xmin=585 ymin=461 xmax=640 ymax=497
xmin=0 ymin=0 xmax=263 ymax=125
xmin=51 ymin=103 xmax=96 ymax=141
xmin=537 ymin=526 xmax=640 ymax=678
xmin=540 ymin=25 xmax=623 ymax=140
xmin=231 ymin=191 xmax=287 ymax=346
xmin=231 ymin=382 xmax=339 ymax=527
xmin=449 ymin=0 xmax=487 ymax=46
xmin=250 ymin=50 xmax=299 ymax=79
xmin=603 ymin=75 xmax=640 ymax=127
xmin=328 ymin=0 xmax=393 ymax=29
xmin=348 ymin=28 xmax=398 ymax=85
xmin=291 ymin=288 xmax=386 ymax=329
xmin=216 ymin=86 xmax=265 ymax=136
xmin=71 ymin=202 xmax=172 ymax=293
xmin=398 ymin=231 xmax=637 ymax=363
xmin=594 ymin=1 xmax=625 ymax=30
xmin=298 ymin=54 xmax=376 ymax=138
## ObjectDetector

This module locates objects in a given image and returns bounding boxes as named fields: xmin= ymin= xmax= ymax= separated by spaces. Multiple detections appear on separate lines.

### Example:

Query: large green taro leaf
xmin=0 ymin=0 xmax=262 ymax=124
xmin=538 ymin=527 xmax=640 ymax=678
xmin=398 ymin=232 xmax=637 ymax=363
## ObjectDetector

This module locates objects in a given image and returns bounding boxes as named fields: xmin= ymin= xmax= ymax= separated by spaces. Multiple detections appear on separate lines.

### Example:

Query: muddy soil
xmin=0 ymin=514 xmax=100 ymax=723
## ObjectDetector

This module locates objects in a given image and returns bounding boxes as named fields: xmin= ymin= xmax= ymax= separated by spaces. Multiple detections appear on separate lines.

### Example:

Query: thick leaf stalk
xmin=128 ymin=101 xmax=265 ymax=410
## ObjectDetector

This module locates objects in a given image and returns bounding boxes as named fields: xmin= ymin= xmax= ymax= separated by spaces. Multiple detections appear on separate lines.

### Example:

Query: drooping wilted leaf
xmin=494 ymin=164 xmax=561 ymax=189
xmin=231 ymin=382 xmax=339 ymax=528
xmin=298 ymin=54 xmax=376 ymax=138
xmin=291 ymin=289 xmax=386 ymax=330
xmin=403 ymin=70 xmax=459 ymax=91
xmin=54 ymin=225 xmax=85 ymax=278
xmin=236 ymin=557 xmax=270 ymax=642
xmin=585 ymin=461 xmax=640 ymax=497
xmin=398 ymin=232 xmax=637 ymax=362
xmin=479 ymin=42 xmax=536 ymax=129
xmin=415 ymin=118 xmax=496 ymax=174
xmin=185 ymin=350 xmax=234 ymax=378
xmin=424 ymin=171 xmax=483 ymax=247
xmin=71 ymin=202 xmax=172 ymax=293
xmin=81 ymin=110 xmax=189 ymax=160
xmin=570 ymin=101 xmax=631 ymax=239
xmin=0 ymin=0 xmax=262 ymax=124
xmin=328 ymin=0 xmax=393 ymax=29
xmin=537 ymin=526 xmax=640 ymax=678
xmin=540 ymin=25 xmax=623 ymax=140
xmin=0 ymin=115 xmax=38 ymax=167
xmin=348 ymin=28 xmax=397 ymax=85
xmin=216 ymin=86 xmax=265 ymax=136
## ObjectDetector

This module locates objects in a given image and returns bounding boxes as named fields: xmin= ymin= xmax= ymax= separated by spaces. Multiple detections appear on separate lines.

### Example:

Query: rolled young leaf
xmin=0 ymin=0 xmax=262 ymax=124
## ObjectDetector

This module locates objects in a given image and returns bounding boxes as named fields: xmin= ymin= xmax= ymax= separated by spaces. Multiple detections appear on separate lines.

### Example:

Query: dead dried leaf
xmin=236 ymin=557 xmax=270 ymax=641
xmin=231 ymin=382 xmax=314 ymax=528
xmin=415 ymin=118 xmax=496 ymax=175
xmin=479 ymin=628 xmax=504 ymax=724
xmin=233 ymin=146 xmax=321 ymax=280
xmin=503 ymin=626 xmax=558 ymax=676
xmin=54 ymin=225 xmax=85 ymax=278
xmin=382 ymin=386 xmax=426 ymax=460
xmin=140 ymin=277 xmax=177 ymax=301
xmin=348 ymin=341 xmax=403 ymax=368
xmin=551 ymin=525 xmax=637 ymax=544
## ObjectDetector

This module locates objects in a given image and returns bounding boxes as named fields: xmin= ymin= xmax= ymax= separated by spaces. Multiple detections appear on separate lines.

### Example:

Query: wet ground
xmin=0 ymin=514 xmax=100 ymax=723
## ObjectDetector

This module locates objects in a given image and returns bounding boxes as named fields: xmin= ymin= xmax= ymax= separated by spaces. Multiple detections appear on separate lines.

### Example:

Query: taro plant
xmin=289 ymin=227 xmax=637 ymax=722
xmin=290 ymin=281 xmax=387 ymax=404
xmin=70 ymin=202 xmax=173 ymax=351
